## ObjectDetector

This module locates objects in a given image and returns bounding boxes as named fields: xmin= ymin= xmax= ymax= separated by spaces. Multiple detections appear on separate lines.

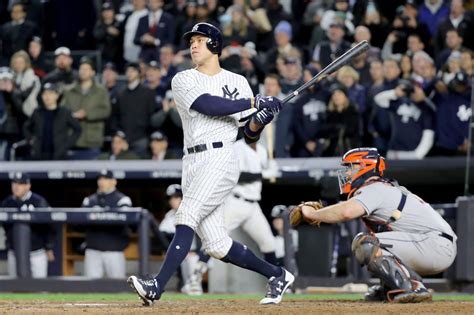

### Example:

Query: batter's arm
xmin=190 ymin=94 xmax=255 ymax=116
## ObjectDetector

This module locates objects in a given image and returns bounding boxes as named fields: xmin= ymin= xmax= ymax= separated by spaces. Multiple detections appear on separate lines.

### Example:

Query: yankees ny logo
xmin=222 ymin=85 xmax=239 ymax=100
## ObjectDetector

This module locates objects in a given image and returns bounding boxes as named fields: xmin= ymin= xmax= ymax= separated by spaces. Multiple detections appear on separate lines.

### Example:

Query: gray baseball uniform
xmin=171 ymin=68 xmax=256 ymax=259
xmin=352 ymin=182 xmax=457 ymax=275
xmin=223 ymin=139 xmax=276 ymax=253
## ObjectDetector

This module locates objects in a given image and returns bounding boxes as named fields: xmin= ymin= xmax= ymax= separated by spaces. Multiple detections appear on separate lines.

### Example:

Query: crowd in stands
xmin=0 ymin=0 xmax=473 ymax=161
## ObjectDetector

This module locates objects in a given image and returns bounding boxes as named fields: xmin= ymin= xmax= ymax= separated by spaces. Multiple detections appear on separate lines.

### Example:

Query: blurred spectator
xmin=388 ymin=1 xmax=432 ymax=56
xmin=23 ymin=82 xmax=81 ymax=160
xmin=382 ymin=33 xmax=425 ymax=61
xmin=374 ymin=80 xmax=435 ymax=160
xmin=266 ymin=20 xmax=296 ymax=74
xmin=159 ymin=44 xmax=178 ymax=92
xmin=263 ymin=73 xmax=293 ymax=158
xmin=418 ymin=0 xmax=449 ymax=37
xmin=352 ymin=26 xmax=380 ymax=83
xmin=247 ymin=0 xmax=272 ymax=52
xmin=336 ymin=66 xmax=367 ymax=116
xmin=368 ymin=58 xmax=401 ymax=155
xmin=221 ymin=4 xmax=256 ymax=47
xmin=319 ymin=0 xmax=354 ymax=38
xmin=114 ymin=62 xmax=155 ymax=157
xmin=400 ymin=54 xmax=413 ymax=80
xmin=123 ymin=0 xmax=148 ymax=63
xmin=292 ymin=65 xmax=329 ymax=157
xmin=43 ymin=47 xmax=78 ymax=93
xmin=312 ymin=22 xmax=351 ymax=68
xmin=102 ymin=62 xmax=124 ymax=137
xmin=0 ymin=2 xmax=38 ymax=65
xmin=146 ymin=130 xmax=177 ymax=160
xmin=438 ymin=52 xmax=462 ymax=87
xmin=354 ymin=0 xmax=390 ymax=49
xmin=62 ymin=57 xmax=111 ymax=160
xmin=234 ymin=42 xmax=265 ymax=95
xmin=82 ymin=170 xmax=132 ymax=279
xmin=27 ymin=36 xmax=52 ymax=78
xmin=145 ymin=60 xmax=166 ymax=106
xmin=93 ymin=2 xmax=124 ymax=68
xmin=175 ymin=1 xmax=197 ymax=49
xmin=280 ymin=57 xmax=303 ymax=94
xmin=436 ymin=28 xmax=466 ymax=68
xmin=266 ymin=0 xmax=291 ymax=30
xmin=10 ymin=50 xmax=40 ymax=119
xmin=134 ymin=0 xmax=175 ymax=62
xmin=0 ymin=67 xmax=21 ymax=160
xmin=150 ymin=90 xmax=183 ymax=157
xmin=271 ymin=204 xmax=298 ymax=267
xmin=436 ymin=0 xmax=474 ymax=54
xmin=317 ymin=83 xmax=360 ymax=157
xmin=98 ymin=130 xmax=139 ymax=160
xmin=194 ymin=1 xmax=218 ymax=26
xmin=431 ymin=71 xmax=472 ymax=156
xmin=411 ymin=51 xmax=437 ymax=94
xmin=1 ymin=172 xmax=55 ymax=278
xmin=461 ymin=50 xmax=473 ymax=76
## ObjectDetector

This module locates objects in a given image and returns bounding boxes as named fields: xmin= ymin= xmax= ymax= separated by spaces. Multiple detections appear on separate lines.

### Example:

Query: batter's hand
xmin=253 ymin=109 xmax=274 ymax=126
xmin=255 ymin=94 xmax=282 ymax=114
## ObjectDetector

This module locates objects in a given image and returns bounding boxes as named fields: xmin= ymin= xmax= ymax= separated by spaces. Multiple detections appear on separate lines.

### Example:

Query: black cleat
xmin=127 ymin=275 xmax=161 ymax=306
xmin=364 ymin=285 xmax=389 ymax=302
xmin=259 ymin=268 xmax=295 ymax=305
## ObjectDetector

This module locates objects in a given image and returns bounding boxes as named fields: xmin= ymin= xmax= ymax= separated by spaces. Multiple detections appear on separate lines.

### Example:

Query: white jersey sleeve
xmin=171 ymin=71 xmax=204 ymax=117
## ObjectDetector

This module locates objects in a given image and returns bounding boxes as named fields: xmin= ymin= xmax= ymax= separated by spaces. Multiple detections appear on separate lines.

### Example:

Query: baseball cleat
xmin=259 ymin=268 xmax=295 ymax=305
xmin=364 ymin=284 xmax=389 ymax=302
xmin=392 ymin=282 xmax=432 ymax=303
xmin=127 ymin=275 xmax=161 ymax=306
xmin=181 ymin=274 xmax=203 ymax=296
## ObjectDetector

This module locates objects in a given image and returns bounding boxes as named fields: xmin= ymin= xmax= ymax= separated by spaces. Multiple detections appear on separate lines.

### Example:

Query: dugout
xmin=0 ymin=157 xmax=473 ymax=292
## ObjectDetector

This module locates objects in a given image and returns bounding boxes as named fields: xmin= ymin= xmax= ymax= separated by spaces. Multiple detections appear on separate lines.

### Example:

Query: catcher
xmin=290 ymin=147 xmax=457 ymax=303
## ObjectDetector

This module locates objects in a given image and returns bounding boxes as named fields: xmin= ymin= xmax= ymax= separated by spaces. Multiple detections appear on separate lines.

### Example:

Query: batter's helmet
xmin=183 ymin=22 xmax=222 ymax=56
xmin=337 ymin=147 xmax=385 ymax=197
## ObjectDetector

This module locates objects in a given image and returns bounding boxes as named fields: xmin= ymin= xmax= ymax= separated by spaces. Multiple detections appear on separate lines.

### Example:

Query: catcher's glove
xmin=289 ymin=201 xmax=324 ymax=227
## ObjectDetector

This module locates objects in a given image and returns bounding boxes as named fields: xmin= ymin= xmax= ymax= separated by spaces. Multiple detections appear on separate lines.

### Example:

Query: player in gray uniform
xmin=181 ymin=139 xmax=278 ymax=295
xmin=294 ymin=147 xmax=456 ymax=303
xmin=128 ymin=22 xmax=294 ymax=306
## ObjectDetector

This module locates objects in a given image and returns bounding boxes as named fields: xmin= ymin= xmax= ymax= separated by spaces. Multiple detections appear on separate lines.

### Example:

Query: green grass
xmin=0 ymin=293 xmax=473 ymax=302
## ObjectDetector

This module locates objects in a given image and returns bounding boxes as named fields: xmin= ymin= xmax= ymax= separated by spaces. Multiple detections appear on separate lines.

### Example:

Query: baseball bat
xmin=265 ymin=122 xmax=276 ymax=183
xmin=281 ymin=40 xmax=370 ymax=104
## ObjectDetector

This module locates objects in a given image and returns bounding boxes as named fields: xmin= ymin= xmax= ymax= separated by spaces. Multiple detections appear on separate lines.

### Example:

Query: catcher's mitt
xmin=289 ymin=201 xmax=324 ymax=227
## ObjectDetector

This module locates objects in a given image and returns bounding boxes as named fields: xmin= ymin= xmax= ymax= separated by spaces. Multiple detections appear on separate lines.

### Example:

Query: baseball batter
xmin=181 ymin=139 xmax=278 ymax=295
xmin=128 ymin=22 xmax=294 ymax=306
xmin=290 ymin=147 xmax=457 ymax=303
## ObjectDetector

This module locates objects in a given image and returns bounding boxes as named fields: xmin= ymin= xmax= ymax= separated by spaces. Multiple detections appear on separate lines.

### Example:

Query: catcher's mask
xmin=337 ymin=147 xmax=385 ymax=197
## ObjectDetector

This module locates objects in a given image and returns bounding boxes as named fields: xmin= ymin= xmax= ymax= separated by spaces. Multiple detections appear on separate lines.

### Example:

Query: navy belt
xmin=439 ymin=232 xmax=454 ymax=243
xmin=186 ymin=142 xmax=223 ymax=154
xmin=233 ymin=194 xmax=258 ymax=203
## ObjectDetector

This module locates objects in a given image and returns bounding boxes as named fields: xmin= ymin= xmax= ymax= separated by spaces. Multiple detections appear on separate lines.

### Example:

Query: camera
xmin=398 ymin=79 xmax=415 ymax=96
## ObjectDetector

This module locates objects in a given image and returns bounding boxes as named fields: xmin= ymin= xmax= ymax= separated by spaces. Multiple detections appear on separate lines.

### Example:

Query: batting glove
xmin=253 ymin=108 xmax=274 ymax=126
xmin=255 ymin=94 xmax=282 ymax=114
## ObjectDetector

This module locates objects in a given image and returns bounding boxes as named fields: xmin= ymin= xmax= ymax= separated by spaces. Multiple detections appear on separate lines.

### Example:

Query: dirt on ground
xmin=0 ymin=299 xmax=473 ymax=315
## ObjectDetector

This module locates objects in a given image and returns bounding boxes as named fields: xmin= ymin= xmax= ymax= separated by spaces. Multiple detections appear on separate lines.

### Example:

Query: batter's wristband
xmin=244 ymin=121 xmax=260 ymax=139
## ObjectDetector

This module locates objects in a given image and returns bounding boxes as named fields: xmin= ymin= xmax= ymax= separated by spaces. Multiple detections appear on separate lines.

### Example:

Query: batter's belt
xmin=185 ymin=141 xmax=223 ymax=154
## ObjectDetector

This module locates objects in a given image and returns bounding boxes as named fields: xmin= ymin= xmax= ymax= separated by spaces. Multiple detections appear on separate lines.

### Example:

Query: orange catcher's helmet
xmin=337 ymin=147 xmax=386 ymax=197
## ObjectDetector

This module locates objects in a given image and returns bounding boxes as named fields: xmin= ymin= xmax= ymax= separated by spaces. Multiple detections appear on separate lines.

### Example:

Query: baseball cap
xmin=103 ymin=62 xmax=117 ymax=72
xmin=271 ymin=205 xmax=287 ymax=218
xmin=11 ymin=172 xmax=31 ymax=184
xmin=148 ymin=60 xmax=160 ymax=69
xmin=329 ymin=82 xmax=348 ymax=96
xmin=126 ymin=62 xmax=140 ymax=71
xmin=101 ymin=2 xmax=115 ymax=11
xmin=42 ymin=82 xmax=59 ymax=93
xmin=150 ymin=131 xmax=168 ymax=141
xmin=166 ymin=184 xmax=182 ymax=197
xmin=114 ymin=130 xmax=128 ymax=141
xmin=31 ymin=36 xmax=42 ymax=45
xmin=0 ymin=67 xmax=14 ymax=80
xmin=97 ymin=169 xmax=115 ymax=179
xmin=274 ymin=20 xmax=292 ymax=39
xmin=54 ymin=46 xmax=71 ymax=56
xmin=329 ymin=22 xmax=345 ymax=30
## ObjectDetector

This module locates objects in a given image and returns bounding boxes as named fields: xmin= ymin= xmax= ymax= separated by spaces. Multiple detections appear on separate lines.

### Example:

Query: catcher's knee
xmin=351 ymin=232 xmax=381 ymax=266
xmin=203 ymin=236 xmax=233 ymax=259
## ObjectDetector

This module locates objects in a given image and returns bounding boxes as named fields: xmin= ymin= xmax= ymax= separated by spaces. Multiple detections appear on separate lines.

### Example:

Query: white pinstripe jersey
xmin=171 ymin=68 xmax=256 ymax=149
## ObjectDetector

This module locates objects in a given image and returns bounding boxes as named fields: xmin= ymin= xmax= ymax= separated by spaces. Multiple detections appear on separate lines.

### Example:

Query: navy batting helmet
xmin=183 ymin=22 xmax=222 ymax=56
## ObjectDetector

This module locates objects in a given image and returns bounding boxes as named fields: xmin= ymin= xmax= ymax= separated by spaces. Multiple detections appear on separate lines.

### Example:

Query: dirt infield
xmin=1 ymin=299 xmax=474 ymax=314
